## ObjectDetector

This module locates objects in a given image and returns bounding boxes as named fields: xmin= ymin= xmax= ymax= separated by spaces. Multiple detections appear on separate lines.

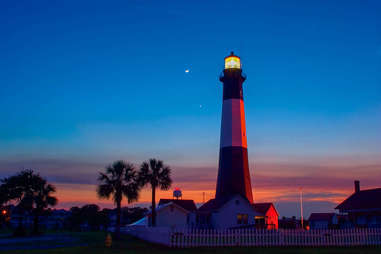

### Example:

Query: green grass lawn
xmin=1 ymin=231 xmax=380 ymax=254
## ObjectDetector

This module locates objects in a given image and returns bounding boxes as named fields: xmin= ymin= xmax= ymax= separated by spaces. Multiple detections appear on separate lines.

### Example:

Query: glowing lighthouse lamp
xmin=224 ymin=52 xmax=241 ymax=69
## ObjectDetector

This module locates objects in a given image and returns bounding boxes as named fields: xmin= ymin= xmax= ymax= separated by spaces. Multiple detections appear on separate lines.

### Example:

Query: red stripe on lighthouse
xmin=220 ymin=98 xmax=247 ymax=148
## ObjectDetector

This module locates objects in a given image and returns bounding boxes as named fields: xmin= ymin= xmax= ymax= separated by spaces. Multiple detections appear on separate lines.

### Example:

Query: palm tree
xmin=138 ymin=158 xmax=172 ymax=227
xmin=29 ymin=178 xmax=57 ymax=234
xmin=0 ymin=170 xmax=57 ymax=235
xmin=97 ymin=160 xmax=139 ymax=239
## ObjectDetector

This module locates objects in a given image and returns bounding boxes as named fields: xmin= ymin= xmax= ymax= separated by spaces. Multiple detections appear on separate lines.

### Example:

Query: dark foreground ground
xmin=0 ymin=231 xmax=380 ymax=254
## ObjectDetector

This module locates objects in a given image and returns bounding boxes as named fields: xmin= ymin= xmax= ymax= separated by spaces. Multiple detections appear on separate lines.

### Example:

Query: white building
xmin=198 ymin=195 xmax=261 ymax=229
xmin=130 ymin=199 xmax=197 ymax=229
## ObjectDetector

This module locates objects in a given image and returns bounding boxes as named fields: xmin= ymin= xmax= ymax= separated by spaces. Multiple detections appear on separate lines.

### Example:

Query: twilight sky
xmin=1 ymin=0 xmax=380 ymax=217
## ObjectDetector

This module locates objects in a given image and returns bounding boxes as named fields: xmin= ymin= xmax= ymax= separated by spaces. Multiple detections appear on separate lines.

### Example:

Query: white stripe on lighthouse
xmin=220 ymin=98 xmax=248 ymax=148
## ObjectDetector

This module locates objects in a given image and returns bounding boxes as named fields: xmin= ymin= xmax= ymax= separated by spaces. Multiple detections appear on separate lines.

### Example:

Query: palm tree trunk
xmin=115 ymin=200 xmax=121 ymax=239
xmin=33 ymin=213 xmax=39 ymax=235
xmin=151 ymin=185 xmax=156 ymax=227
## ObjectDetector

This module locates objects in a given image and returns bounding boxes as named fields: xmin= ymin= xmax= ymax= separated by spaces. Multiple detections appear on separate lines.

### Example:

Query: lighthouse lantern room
xmin=224 ymin=52 xmax=241 ymax=69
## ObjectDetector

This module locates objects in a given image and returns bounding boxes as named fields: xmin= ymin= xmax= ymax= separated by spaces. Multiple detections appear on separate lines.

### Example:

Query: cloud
xmin=1 ymin=157 xmax=380 ymax=193
xmin=0 ymin=158 xmax=105 ymax=185
xmin=275 ymin=200 xmax=338 ymax=218
xmin=1 ymin=156 xmax=380 ymax=217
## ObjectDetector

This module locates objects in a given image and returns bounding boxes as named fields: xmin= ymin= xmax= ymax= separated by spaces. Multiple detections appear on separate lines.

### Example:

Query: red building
xmin=253 ymin=203 xmax=279 ymax=229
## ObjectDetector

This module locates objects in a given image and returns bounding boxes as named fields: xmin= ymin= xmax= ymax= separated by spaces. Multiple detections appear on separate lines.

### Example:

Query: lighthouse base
xmin=215 ymin=146 xmax=253 ymax=203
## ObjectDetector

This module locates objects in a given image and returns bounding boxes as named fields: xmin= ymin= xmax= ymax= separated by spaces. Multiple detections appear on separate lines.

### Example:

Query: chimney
xmin=354 ymin=180 xmax=360 ymax=193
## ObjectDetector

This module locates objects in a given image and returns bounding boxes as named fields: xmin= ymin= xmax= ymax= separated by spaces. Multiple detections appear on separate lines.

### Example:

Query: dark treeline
xmin=64 ymin=204 xmax=148 ymax=231
xmin=0 ymin=158 xmax=172 ymax=238
xmin=0 ymin=203 xmax=148 ymax=234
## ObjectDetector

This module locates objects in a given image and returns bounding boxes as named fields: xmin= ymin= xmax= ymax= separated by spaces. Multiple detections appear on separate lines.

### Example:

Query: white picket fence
xmin=123 ymin=226 xmax=381 ymax=248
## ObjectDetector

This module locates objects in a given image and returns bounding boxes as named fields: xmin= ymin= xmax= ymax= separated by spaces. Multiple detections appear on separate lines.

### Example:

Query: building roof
xmin=158 ymin=199 xmax=197 ymax=212
xmin=335 ymin=188 xmax=381 ymax=211
xmin=198 ymin=195 xmax=254 ymax=213
xmin=198 ymin=199 xmax=222 ymax=212
xmin=147 ymin=201 xmax=188 ymax=217
xmin=253 ymin=203 xmax=277 ymax=216
xmin=308 ymin=213 xmax=336 ymax=221
xmin=129 ymin=216 xmax=147 ymax=226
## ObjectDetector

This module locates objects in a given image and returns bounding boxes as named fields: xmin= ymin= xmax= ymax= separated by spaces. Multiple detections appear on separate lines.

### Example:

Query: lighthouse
xmin=197 ymin=53 xmax=278 ymax=229
xmin=215 ymin=52 xmax=254 ymax=204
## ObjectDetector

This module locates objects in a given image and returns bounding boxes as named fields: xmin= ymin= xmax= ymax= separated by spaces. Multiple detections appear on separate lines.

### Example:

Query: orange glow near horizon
xmin=51 ymin=159 xmax=381 ymax=213
xmin=53 ymin=182 xmax=351 ymax=210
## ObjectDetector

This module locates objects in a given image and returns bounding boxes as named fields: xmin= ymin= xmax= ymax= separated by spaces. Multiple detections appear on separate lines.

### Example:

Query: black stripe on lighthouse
xmin=216 ymin=146 xmax=253 ymax=203
xmin=221 ymin=69 xmax=245 ymax=100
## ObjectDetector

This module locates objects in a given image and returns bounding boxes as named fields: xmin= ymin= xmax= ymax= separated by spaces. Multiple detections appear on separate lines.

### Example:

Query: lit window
xmin=237 ymin=214 xmax=248 ymax=225
xmin=243 ymin=214 xmax=248 ymax=225
xmin=237 ymin=214 xmax=243 ymax=224
xmin=255 ymin=216 xmax=265 ymax=225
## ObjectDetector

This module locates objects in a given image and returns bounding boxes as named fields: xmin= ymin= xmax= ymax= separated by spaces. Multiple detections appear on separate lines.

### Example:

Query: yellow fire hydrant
xmin=105 ymin=233 xmax=112 ymax=247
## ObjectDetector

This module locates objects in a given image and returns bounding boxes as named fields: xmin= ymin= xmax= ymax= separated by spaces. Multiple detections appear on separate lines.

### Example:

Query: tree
xmin=80 ymin=204 xmax=101 ymax=231
xmin=138 ymin=158 xmax=172 ymax=227
xmin=65 ymin=206 xmax=82 ymax=231
xmin=0 ymin=184 xmax=12 ymax=206
xmin=97 ymin=160 xmax=139 ymax=239
xmin=127 ymin=207 xmax=148 ymax=224
xmin=98 ymin=209 xmax=111 ymax=231
xmin=65 ymin=205 xmax=109 ymax=232
xmin=0 ymin=170 xmax=57 ymax=235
